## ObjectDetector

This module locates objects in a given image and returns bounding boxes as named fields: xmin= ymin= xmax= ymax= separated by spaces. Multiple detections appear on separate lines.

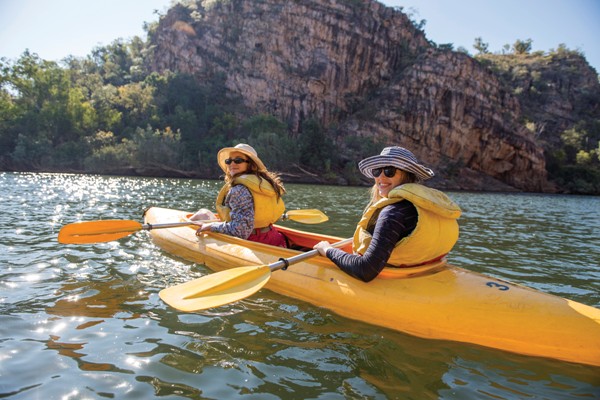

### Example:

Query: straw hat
xmin=358 ymin=146 xmax=435 ymax=181
xmin=217 ymin=143 xmax=267 ymax=173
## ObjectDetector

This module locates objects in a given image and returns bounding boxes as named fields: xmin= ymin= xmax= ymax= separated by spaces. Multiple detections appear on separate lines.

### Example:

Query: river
xmin=1 ymin=172 xmax=599 ymax=399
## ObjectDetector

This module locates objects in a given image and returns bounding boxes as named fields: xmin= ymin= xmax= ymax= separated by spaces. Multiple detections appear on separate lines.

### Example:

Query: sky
xmin=0 ymin=0 xmax=598 ymax=73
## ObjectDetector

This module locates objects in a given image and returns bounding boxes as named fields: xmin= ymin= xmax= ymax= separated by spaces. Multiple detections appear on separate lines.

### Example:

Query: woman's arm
xmin=210 ymin=185 xmax=255 ymax=239
xmin=325 ymin=201 xmax=418 ymax=282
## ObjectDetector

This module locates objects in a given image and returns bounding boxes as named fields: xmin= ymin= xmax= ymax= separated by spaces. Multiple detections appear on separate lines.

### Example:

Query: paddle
xmin=58 ymin=209 xmax=329 ymax=244
xmin=159 ymin=237 xmax=353 ymax=312
xmin=280 ymin=209 xmax=328 ymax=224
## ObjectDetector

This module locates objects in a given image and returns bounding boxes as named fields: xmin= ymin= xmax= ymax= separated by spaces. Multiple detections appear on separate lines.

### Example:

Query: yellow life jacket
xmin=215 ymin=174 xmax=285 ymax=228
xmin=353 ymin=183 xmax=461 ymax=267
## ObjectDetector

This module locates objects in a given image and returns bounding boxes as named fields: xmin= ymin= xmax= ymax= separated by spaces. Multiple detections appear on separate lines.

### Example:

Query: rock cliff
xmin=149 ymin=0 xmax=551 ymax=192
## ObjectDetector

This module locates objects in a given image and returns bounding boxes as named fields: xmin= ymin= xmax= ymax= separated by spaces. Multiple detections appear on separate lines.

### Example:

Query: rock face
xmin=342 ymin=49 xmax=549 ymax=191
xmin=150 ymin=0 xmax=550 ymax=192
xmin=483 ymin=51 xmax=600 ymax=150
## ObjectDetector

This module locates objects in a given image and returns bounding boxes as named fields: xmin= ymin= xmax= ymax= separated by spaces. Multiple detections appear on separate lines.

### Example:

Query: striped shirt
xmin=326 ymin=200 xmax=418 ymax=282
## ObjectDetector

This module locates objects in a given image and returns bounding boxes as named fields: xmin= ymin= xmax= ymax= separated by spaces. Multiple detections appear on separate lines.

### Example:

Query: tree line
xmin=0 ymin=38 xmax=345 ymax=183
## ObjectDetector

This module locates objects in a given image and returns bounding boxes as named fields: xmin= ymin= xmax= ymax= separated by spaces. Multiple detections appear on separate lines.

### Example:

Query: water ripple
xmin=1 ymin=172 xmax=599 ymax=399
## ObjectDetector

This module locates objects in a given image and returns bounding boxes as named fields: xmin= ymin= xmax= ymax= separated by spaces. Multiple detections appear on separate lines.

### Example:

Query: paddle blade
xmin=284 ymin=209 xmax=328 ymax=224
xmin=159 ymin=265 xmax=272 ymax=312
xmin=58 ymin=220 xmax=143 ymax=244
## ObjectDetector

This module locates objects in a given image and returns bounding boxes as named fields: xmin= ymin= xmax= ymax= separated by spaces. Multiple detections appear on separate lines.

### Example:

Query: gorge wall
xmin=149 ymin=0 xmax=552 ymax=192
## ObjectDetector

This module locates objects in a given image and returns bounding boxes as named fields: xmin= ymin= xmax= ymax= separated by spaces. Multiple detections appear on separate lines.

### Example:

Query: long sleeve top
xmin=325 ymin=200 xmax=418 ymax=282
xmin=210 ymin=185 xmax=254 ymax=239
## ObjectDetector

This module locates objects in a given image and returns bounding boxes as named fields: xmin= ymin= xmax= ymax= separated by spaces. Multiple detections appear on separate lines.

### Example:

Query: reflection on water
xmin=0 ymin=172 xmax=599 ymax=399
xmin=47 ymin=278 xmax=148 ymax=318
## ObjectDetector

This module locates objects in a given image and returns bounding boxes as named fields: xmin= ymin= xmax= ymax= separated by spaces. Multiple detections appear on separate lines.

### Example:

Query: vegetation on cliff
xmin=472 ymin=39 xmax=600 ymax=194
xmin=0 ymin=0 xmax=598 ymax=194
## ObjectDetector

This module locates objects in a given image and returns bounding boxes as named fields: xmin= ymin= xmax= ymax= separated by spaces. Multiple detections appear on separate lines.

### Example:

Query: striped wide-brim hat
xmin=358 ymin=146 xmax=435 ymax=181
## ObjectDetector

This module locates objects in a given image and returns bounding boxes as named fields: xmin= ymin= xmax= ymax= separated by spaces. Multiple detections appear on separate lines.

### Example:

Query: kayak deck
xmin=144 ymin=207 xmax=600 ymax=367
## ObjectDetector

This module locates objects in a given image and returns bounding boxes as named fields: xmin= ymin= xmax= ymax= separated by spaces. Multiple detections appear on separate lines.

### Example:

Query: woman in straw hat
xmin=314 ymin=146 xmax=461 ymax=281
xmin=191 ymin=143 xmax=288 ymax=247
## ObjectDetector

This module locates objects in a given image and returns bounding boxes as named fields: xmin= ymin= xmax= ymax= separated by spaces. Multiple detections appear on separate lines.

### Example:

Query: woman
xmin=314 ymin=146 xmax=461 ymax=281
xmin=191 ymin=143 xmax=288 ymax=247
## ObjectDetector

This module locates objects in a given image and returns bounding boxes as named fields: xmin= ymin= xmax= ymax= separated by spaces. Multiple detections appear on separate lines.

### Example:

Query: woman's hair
xmin=225 ymin=159 xmax=286 ymax=199
xmin=364 ymin=169 xmax=416 ymax=211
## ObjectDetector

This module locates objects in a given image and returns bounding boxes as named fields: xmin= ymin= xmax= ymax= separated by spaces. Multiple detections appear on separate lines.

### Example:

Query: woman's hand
xmin=195 ymin=222 xmax=214 ymax=236
xmin=313 ymin=241 xmax=333 ymax=256
xmin=190 ymin=208 xmax=217 ymax=221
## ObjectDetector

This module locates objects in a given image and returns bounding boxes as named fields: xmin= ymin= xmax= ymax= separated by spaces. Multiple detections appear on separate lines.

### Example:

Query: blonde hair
xmin=364 ymin=169 xmax=416 ymax=211
xmin=225 ymin=158 xmax=286 ymax=199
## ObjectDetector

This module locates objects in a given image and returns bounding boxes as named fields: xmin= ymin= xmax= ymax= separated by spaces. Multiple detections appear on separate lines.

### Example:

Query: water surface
xmin=1 ymin=172 xmax=598 ymax=399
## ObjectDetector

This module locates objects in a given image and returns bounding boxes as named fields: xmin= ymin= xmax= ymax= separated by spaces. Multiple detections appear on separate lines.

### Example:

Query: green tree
xmin=133 ymin=126 xmax=183 ymax=168
xmin=576 ymin=150 xmax=592 ymax=165
xmin=0 ymin=51 xmax=98 ymax=168
xmin=299 ymin=118 xmax=334 ymax=171
xmin=513 ymin=39 xmax=533 ymax=55
xmin=210 ymin=113 xmax=238 ymax=141
xmin=561 ymin=127 xmax=585 ymax=162
xmin=239 ymin=114 xmax=297 ymax=170
xmin=0 ymin=79 xmax=20 ymax=158
xmin=65 ymin=57 xmax=122 ymax=132
xmin=115 ymin=82 xmax=158 ymax=136
xmin=473 ymin=37 xmax=489 ymax=54
xmin=89 ymin=38 xmax=146 ymax=86
xmin=12 ymin=133 xmax=52 ymax=168
xmin=84 ymin=137 xmax=135 ymax=172
xmin=89 ymin=83 xmax=123 ymax=132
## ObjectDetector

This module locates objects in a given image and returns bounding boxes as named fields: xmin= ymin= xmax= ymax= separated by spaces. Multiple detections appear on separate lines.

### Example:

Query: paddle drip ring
xmin=279 ymin=258 xmax=290 ymax=270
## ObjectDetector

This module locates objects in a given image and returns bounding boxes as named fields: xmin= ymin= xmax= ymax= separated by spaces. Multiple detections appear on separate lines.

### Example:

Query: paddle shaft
xmin=143 ymin=221 xmax=204 ymax=231
xmin=140 ymin=212 xmax=322 ymax=231
xmin=268 ymin=237 xmax=353 ymax=272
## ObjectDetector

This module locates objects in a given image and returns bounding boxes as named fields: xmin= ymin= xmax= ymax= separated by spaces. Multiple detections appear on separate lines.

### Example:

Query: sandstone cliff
xmin=479 ymin=51 xmax=600 ymax=150
xmin=149 ymin=0 xmax=551 ymax=192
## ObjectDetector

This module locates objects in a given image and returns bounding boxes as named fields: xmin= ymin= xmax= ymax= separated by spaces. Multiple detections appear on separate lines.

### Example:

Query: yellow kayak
xmin=144 ymin=207 xmax=600 ymax=367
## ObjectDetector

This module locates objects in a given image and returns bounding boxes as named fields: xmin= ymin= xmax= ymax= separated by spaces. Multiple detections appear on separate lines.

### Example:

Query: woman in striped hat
xmin=314 ymin=146 xmax=461 ymax=281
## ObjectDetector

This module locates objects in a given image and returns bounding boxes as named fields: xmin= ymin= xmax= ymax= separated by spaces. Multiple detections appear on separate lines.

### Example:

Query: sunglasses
xmin=224 ymin=157 xmax=249 ymax=165
xmin=372 ymin=166 xmax=397 ymax=178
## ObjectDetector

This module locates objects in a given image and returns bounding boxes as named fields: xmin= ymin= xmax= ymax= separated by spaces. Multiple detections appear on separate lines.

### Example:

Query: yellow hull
xmin=144 ymin=207 xmax=600 ymax=367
